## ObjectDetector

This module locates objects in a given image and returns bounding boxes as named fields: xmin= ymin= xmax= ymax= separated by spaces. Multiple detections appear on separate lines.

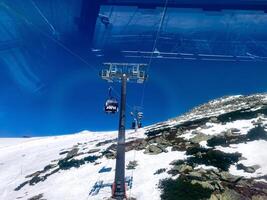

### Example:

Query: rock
xmin=188 ymin=171 xmax=203 ymax=180
xmin=207 ymin=135 xmax=227 ymax=147
xmin=107 ymin=198 xmax=135 ymax=200
xmin=87 ymin=149 xmax=100 ymax=154
xmin=210 ymin=117 xmax=219 ymax=123
xmin=65 ymin=148 xmax=79 ymax=159
xmin=59 ymin=150 xmax=69 ymax=155
xmin=154 ymin=168 xmax=166 ymax=175
xmin=236 ymin=163 xmax=260 ymax=173
xmin=144 ymin=145 xmax=163 ymax=155
xmin=126 ymin=161 xmax=138 ymax=170
xmin=137 ymin=140 xmax=148 ymax=150
xmin=157 ymin=144 xmax=168 ymax=153
xmin=155 ymin=137 xmax=171 ymax=146
xmin=225 ymin=129 xmax=241 ymax=137
xmin=176 ymin=128 xmax=184 ymax=136
xmin=251 ymin=165 xmax=261 ymax=171
xmin=214 ymin=181 xmax=224 ymax=192
xmin=102 ymin=149 xmax=116 ymax=159
xmin=191 ymin=180 xmax=215 ymax=190
xmin=238 ymin=157 xmax=248 ymax=161
xmin=43 ymin=164 xmax=57 ymax=171
xmin=191 ymin=130 xmax=203 ymax=135
xmin=219 ymin=171 xmax=243 ymax=183
xmin=210 ymin=188 xmax=246 ymax=200
xmin=170 ymin=160 xmax=185 ymax=166
xmin=190 ymin=133 xmax=212 ymax=143
xmin=172 ymin=164 xmax=193 ymax=174
xmin=27 ymin=194 xmax=45 ymax=200
xmin=95 ymin=139 xmax=117 ymax=147
xmin=252 ymin=195 xmax=267 ymax=200
xmin=247 ymin=126 xmax=267 ymax=141
xmin=25 ymin=171 xmax=41 ymax=178
xmin=201 ymin=124 xmax=212 ymax=129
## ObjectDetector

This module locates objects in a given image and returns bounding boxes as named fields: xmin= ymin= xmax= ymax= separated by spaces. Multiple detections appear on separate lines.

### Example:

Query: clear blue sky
xmin=0 ymin=1 xmax=267 ymax=137
xmin=1 ymin=58 xmax=267 ymax=137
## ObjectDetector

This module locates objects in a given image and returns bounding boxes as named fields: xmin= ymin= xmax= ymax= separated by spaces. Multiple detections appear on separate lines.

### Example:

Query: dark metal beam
xmin=101 ymin=0 xmax=267 ymax=12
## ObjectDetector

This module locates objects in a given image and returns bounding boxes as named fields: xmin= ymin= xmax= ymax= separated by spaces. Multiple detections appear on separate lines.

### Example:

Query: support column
xmin=113 ymin=73 xmax=127 ymax=199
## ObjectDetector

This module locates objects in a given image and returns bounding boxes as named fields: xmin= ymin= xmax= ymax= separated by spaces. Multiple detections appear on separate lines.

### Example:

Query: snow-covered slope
xmin=0 ymin=130 xmax=186 ymax=200
xmin=1 ymin=94 xmax=267 ymax=200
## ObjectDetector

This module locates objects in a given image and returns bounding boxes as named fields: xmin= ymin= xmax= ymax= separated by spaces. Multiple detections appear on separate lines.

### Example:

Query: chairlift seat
xmin=105 ymin=98 xmax=119 ymax=114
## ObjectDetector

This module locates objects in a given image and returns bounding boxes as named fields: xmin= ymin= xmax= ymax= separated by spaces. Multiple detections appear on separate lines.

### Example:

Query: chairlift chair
xmin=137 ymin=112 xmax=143 ymax=118
xmin=104 ymin=87 xmax=119 ymax=114
xmin=104 ymin=98 xmax=119 ymax=114
xmin=131 ymin=121 xmax=136 ymax=129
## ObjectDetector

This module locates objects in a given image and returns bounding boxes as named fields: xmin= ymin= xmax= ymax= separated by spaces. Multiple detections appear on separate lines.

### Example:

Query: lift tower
xmin=101 ymin=63 xmax=147 ymax=199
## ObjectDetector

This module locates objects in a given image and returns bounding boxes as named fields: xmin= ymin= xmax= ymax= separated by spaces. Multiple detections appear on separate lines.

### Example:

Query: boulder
xmin=173 ymin=164 xmax=193 ymax=174
xmin=25 ymin=171 xmax=41 ymax=178
xmin=27 ymin=194 xmax=44 ymax=200
xmin=191 ymin=180 xmax=215 ymax=190
xmin=169 ymin=160 xmax=185 ymax=166
xmin=210 ymin=188 xmax=246 ymax=200
xmin=225 ymin=129 xmax=241 ymax=137
xmin=191 ymin=130 xmax=203 ymax=135
xmin=144 ymin=145 xmax=163 ymax=155
xmin=126 ymin=161 xmax=138 ymax=170
xmin=87 ymin=149 xmax=100 ymax=154
xmin=236 ymin=163 xmax=260 ymax=173
xmin=190 ymin=133 xmax=212 ymax=143
xmin=188 ymin=171 xmax=204 ymax=180
xmin=154 ymin=168 xmax=166 ymax=175
xmin=210 ymin=117 xmax=219 ymax=123
xmin=219 ymin=171 xmax=243 ymax=183
xmin=65 ymin=148 xmax=79 ymax=160
xmin=43 ymin=164 xmax=57 ymax=171
xmin=252 ymin=195 xmax=267 ymax=200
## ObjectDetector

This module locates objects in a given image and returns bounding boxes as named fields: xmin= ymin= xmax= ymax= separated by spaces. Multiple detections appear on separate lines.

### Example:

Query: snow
xmin=200 ymin=119 xmax=256 ymax=136
xmin=0 ymin=129 xmax=186 ymax=200
xmin=216 ymin=140 xmax=267 ymax=178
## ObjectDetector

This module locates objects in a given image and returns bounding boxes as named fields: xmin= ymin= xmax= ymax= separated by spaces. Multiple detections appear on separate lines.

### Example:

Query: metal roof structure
xmin=0 ymin=0 xmax=267 ymax=92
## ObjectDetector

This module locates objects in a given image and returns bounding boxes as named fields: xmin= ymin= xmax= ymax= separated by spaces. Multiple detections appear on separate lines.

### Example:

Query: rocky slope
xmin=1 ymin=93 xmax=267 ymax=200
xmin=145 ymin=93 xmax=267 ymax=136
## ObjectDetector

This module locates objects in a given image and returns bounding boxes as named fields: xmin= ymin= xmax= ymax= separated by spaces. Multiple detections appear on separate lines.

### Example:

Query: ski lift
xmin=131 ymin=121 xmax=136 ymax=129
xmin=104 ymin=87 xmax=119 ymax=114
xmin=137 ymin=112 xmax=143 ymax=119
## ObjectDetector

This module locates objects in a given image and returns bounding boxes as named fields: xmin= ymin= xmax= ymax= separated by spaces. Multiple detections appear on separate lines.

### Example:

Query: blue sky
xmin=0 ymin=2 xmax=267 ymax=137
xmin=0 ymin=58 xmax=267 ymax=137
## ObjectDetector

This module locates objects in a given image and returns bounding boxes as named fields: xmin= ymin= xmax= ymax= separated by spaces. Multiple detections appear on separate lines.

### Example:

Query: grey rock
xmin=210 ymin=188 xmax=246 ymax=200
xmin=210 ymin=117 xmax=219 ymax=123
xmin=191 ymin=180 xmax=215 ymax=190
xmin=87 ymin=149 xmax=100 ymax=154
xmin=66 ymin=148 xmax=79 ymax=159
xmin=252 ymin=195 xmax=267 ymax=200
xmin=191 ymin=130 xmax=203 ymax=135
xmin=219 ymin=171 xmax=243 ymax=183
xmin=144 ymin=145 xmax=163 ymax=155
xmin=190 ymin=133 xmax=212 ymax=143
xmin=126 ymin=160 xmax=138 ymax=170
xmin=173 ymin=164 xmax=193 ymax=173
xmin=27 ymin=194 xmax=45 ymax=200
xmin=237 ymin=163 xmax=260 ymax=173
